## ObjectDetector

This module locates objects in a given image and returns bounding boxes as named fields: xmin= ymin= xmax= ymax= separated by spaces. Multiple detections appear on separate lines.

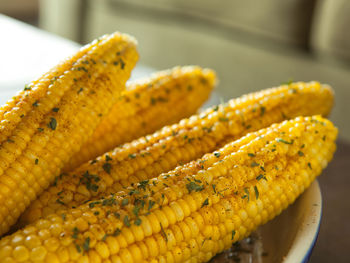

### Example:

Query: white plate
xmin=260 ymin=180 xmax=322 ymax=263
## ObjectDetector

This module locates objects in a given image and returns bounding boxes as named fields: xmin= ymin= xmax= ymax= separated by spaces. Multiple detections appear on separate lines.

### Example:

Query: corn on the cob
xmin=0 ymin=32 xmax=138 ymax=235
xmin=0 ymin=116 xmax=337 ymax=262
xmin=64 ymin=66 xmax=216 ymax=171
xmin=18 ymin=82 xmax=334 ymax=225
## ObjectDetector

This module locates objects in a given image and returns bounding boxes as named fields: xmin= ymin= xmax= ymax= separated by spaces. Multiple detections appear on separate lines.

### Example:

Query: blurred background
xmin=0 ymin=0 xmax=349 ymax=262
xmin=1 ymin=0 xmax=350 ymax=141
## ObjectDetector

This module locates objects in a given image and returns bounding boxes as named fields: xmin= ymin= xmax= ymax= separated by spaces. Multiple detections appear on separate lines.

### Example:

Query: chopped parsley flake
xmin=121 ymin=198 xmax=129 ymax=206
xmin=231 ymin=230 xmax=236 ymax=240
xmin=298 ymin=151 xmax=304 ymax=157
xmin=254 ymin=186 xmax=259 ymax=199
xmin=276 ymin=138 xmax=294 ymax=144
xmin=56 ymin=199 xmax=65 ymax=205
xmin=83 ymin=237 xmax=90 ymax=252
xmin=113 ymin=228 xmax=121 ymax=236
xmin=148 ymin=200 xmax=156 ymax=211
xmin=123 ymin=215 xmax=131 ymax=227
xmin=248 ymin=153 xmax=255 ymax=157
xmin=128 ymin=154 xmax=136 ymax=159
xmin=24 ymin=84 xmax=31 ymax=91
xmin=251 ymin=161 xmax=259 ymax=167
xmin=135 ymin=218 xmax=142 ymax=226
xmin=242 ymin=188 xmax=250 ymax=201
xmin=160 ymin=223 xmax=168 ymax=242
xmin=256 ymin=174 xmax=266 ymax=181
xmin=201 ymin=198 xmax=209 ymax=208
xmin=35 ymin=159 xmax=39 ymax=165
xmin=308 ymin=162 xmax=312 ymax=169
xmin=52 ymin=107 xmax=59 ymax=112
xmin=76 ymin=244 xmax=81 ymax=253
xmin=218 ymin=117 xmax=229 ymax=122
xmin=32 ymin=101 xmax=39 ymax=107
xmin=260 ymin=106 xmax=266 ymax=116
xmin=186 ymin=181 xmax=204 ymax=193
xmin=214 ymin=152 xmax=221 ymax=158
xmin=102 ymin=162 xmax=112 ymax=174
xmin=48 ymin=117 xmax=57 ymax=130
xmin=72 ymin=227 xmax=79 ymax=239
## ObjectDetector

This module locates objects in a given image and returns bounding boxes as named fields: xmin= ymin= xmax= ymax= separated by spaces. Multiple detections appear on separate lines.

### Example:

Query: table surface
xmin=0 ymin=14 xmax=349 ymax=263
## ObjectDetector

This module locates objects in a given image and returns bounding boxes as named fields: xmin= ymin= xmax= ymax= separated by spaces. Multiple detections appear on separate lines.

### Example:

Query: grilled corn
xmin=0 ymin=32 xmax=138 ymax=235
xmin=19 ymin=82 xmax=334 ymax=225
xmin=0 ymin=116 xmax=337 ymax=262
xmin=64 ymin=66 xmax=216 ymax=171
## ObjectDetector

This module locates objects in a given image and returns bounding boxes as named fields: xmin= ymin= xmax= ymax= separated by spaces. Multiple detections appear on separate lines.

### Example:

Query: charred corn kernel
xmin=2 ymin=116 xmax=336 ymax=262
xmin=19 ymin=82 xmax=334 ymax=226
xmin=0 ymin=32 xmax=138 ymax=235
xmin=65 ymin=66 xmax=216 ymax=171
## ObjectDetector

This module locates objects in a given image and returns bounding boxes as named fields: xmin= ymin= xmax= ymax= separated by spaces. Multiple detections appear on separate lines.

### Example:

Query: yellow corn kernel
xmin=65 ymin=66 xmax=216 ymax=170
xmin=1 ymin=116 xmax=336 ymax=262
xmin=18 ymin=82 xmax=334 ymax=227
xmin=0 ymin=32 xmax=138 ymax=235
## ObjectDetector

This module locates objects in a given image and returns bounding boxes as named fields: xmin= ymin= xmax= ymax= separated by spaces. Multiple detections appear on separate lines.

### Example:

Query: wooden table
xmin=309 ymin=139 xmax=350 ymax=263
xmin=0 ymin=14 xmax=349 ymax=263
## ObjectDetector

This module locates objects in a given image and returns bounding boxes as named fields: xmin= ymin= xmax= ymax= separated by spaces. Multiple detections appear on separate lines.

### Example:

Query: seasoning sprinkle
xmin=83 ymin=237 xmax=90 ymax=251
xmin=48 ymin=117 xmax=57 ymax=130
xmin=113 ymin=228 xmax=121 ymax=236
xmin=121 ymin=198 xmax=129 ymax=206
xmin=254 ymin=186 xmax=259 ymax=199
xmin=276 ymin=138 xmax=294 ymax=144
xmin=308 ymin=162 xmax=312 ymax=169
xmin=231 ymin=230 xmax=236 ymax=240
xmin=135 ymin=218 xmax=142 ymax=226
xmin=186 ymin=181 xmax=204 ymax=193
xmin=123 ymin=215 xmax=131 ymax=227
xmin=128 ymin=154 xmax=136 ymax=159
xmin=72 ymin=227 xmax=79 ymax=239
xmin=260 ymin=106 xmax=266 ymax=116
xmin=201 ymin=198 xmax=209 ymax=208
xmin=102 ymin=162 xmax=112 ymax=174
xmin=214 ymin=152 xmax=221 ymax=158
xmin=160 ymin=223 xmax=168 ymax=242
xmin=251 ymin=161 xmax=259 ymax=167
xmin=219 ymin=117 xmax=229 ymax=122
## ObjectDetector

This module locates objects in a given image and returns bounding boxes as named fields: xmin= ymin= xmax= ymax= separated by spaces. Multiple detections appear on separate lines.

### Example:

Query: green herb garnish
xmin=48 ymin=117 xmax=57 ymax=130
xmin=214 ymin=152 xmax=221 ymax=158
xmin=254 ymin=186 xmax=259 ymax=199
xmin=123 ymin=215 xmax=131 ymax=227
xmin=201 ymin=198 xmax=209 ymax=208
xmin=251 ymin=161 xmax=259 ymax=167
xmin=83 ymin=237 xmax=90 ymax=251
xmin=102 ymin=162 xmax=112 ymax=174
xmin=231 ymin=230 xmax=236 ymax=240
